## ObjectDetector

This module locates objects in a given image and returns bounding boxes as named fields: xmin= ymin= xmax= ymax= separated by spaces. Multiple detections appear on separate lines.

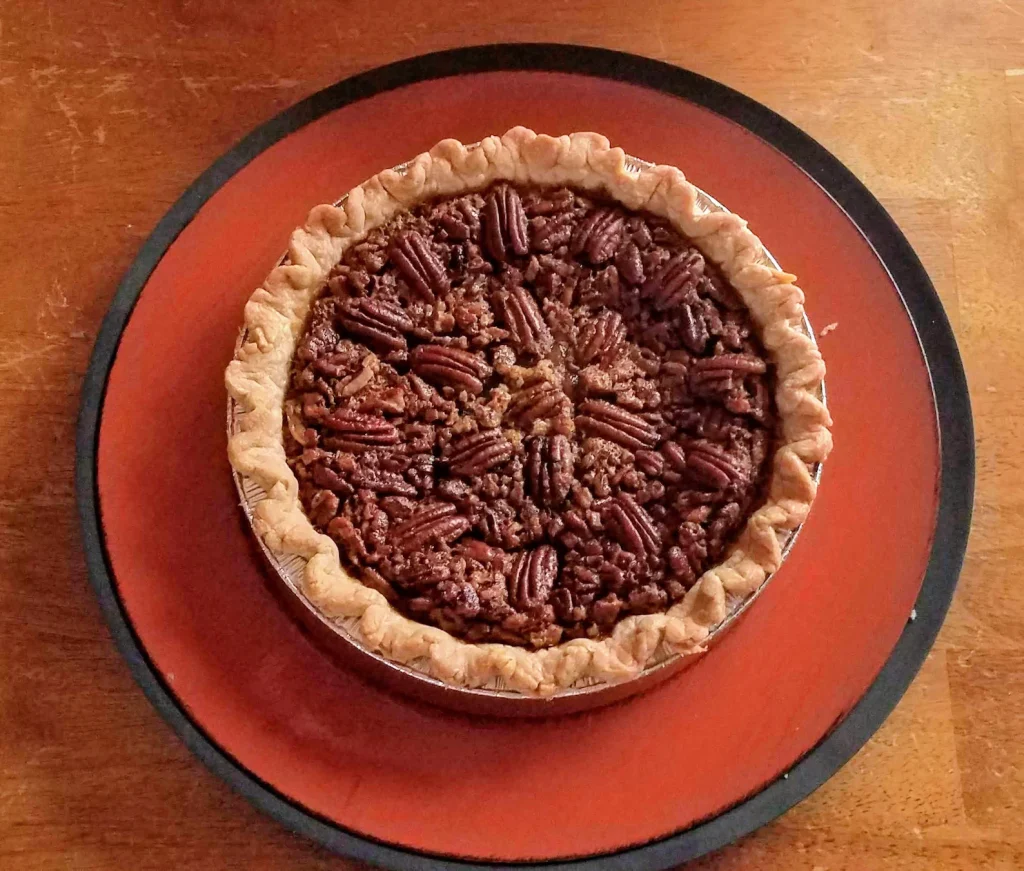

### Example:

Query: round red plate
xmin=79 ymin=47 xmax=972 ymax=868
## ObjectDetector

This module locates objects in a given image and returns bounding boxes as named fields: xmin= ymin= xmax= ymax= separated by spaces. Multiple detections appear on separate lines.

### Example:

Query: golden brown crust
xmin=225 ymin=127 xmax=832 ymax=695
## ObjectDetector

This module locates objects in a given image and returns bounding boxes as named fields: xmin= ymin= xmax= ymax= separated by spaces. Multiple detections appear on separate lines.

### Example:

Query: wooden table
xmin=2 ymin=2 xmax=1021 ymax=868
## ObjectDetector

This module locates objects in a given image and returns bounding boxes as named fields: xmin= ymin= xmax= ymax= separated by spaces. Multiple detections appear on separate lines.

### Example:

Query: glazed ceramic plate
xmin=77 ymin=45 xmax=973 ymax=869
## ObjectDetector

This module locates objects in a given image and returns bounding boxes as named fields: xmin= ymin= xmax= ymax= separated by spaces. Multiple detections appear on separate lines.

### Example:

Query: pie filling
xmin=284 ymin=182 xmax=776 ymax=648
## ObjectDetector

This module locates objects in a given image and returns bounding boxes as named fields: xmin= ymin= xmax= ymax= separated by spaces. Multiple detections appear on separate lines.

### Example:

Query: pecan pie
xmin=226 ymin=128 xmax=832 ymax=695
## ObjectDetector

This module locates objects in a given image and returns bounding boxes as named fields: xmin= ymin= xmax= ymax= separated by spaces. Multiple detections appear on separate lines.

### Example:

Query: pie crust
xmin=225 ymin=127 xmax=832 ymax=695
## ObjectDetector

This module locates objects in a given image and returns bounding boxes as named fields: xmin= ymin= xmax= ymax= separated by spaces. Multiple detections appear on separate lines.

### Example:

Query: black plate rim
xmin=75 ymin=42 xmax=974 ymax=871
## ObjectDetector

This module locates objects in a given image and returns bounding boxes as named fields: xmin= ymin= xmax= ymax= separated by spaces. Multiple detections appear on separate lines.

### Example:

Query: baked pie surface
xmin=226 ymin=127 xmax=831 ymax=695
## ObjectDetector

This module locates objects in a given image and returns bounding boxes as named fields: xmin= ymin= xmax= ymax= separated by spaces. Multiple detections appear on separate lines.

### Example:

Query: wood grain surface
xmin=1 ymin=1 xmax=1021 ymax=868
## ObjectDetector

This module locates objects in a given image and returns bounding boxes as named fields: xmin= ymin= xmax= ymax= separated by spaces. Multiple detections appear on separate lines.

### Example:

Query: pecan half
xmin=689 ymin=353 xmax=767 ymax=399
xmin=571 ymin=207 xmax=625 ymax=264
xmin=409 ymin=344 xmax=492 ymax=395
xmin=615 ymin=241 xmax=645 ymax=285
xmin=604 ymin=493 xmax=661 ymax=558
xmin=678 ymin=303 xmax=710 ymax=353
xmin=634 ymin=449 xmax=665 ymax=477
xmin=508 ymin=545 xmax=558 ymax=609
xmin=525 ymin=434 xmax=573 ymax=507
xmin=575 ymin=310 xmax=625 ymax=366
xmin=482 ymin=184 xmax=529 ymax=262
xmin=685 ymin=441 xmax=747 ymax=490
xmin=690 ymin=353 xmax=767 ymax=381
xmin=312 ymin=352 xmax=358 ymax=380
xmin=321 ymin=409 xmax=401 ymax=450
xmin=506 ymin=380 xmax=570 ymax=428
xmin=493 ymin=285 xmax=553 ymax=356
xmin=350 ymin=467 xmax=417 ymax=496
xmin=642 ymin=251 xmax=704 ymax=312
xmin=390 ymin=231 xmax=450 ymax=299
xmin=575 ymin=400 xmax=660 ymax=451
xmin=337 ymin=297 xmax=414 ymax=352
xmin=392 ymin=503 xmax=471 ymax=552
xmin=443 ymin=430 xmax=514 ymax=476
xmin=311 ymin=462 xmax=353 ymax=495
xmin=661 ymin=440 xmax=688 ymax=472
xmin=704 ymin=272 xmax=745 ymax=311
xmin=459 ymin=538 xmax=502 ymax=565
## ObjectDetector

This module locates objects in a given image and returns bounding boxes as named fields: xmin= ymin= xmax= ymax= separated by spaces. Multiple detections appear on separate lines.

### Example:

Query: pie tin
xmin=228 ymin=154 xmax=826 ymax=717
